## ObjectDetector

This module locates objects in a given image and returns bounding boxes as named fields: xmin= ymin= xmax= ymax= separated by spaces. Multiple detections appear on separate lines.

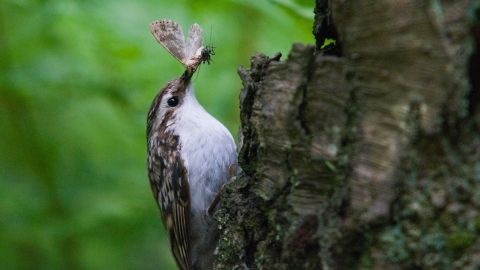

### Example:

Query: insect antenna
xmin=201 ymin=25 xmax=215 ymax=65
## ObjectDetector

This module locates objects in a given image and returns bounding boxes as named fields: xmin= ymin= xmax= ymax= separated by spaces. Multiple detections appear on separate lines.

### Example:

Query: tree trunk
xmin=215 ymin=1 xmax=480 ymax=269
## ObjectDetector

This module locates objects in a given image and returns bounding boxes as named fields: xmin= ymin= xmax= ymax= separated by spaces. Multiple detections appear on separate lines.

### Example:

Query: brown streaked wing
xmin=167 ymin=200 xmax=192 ymax=270
xmin=161 ymin=156 xmax=192 ymax=270
xmin=149 ymin=134 xmax=192 ymax=270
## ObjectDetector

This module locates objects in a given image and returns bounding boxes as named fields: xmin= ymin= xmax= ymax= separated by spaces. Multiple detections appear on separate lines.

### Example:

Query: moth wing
xmin=150 ymin=20 xmax=188 ymax=65
xmin=186 ymin=23 xmax=203 ymax=60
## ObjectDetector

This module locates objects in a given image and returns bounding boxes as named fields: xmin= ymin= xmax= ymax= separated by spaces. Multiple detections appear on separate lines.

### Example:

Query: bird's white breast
xmin=166 ymin=84 xmax=237 ymax=268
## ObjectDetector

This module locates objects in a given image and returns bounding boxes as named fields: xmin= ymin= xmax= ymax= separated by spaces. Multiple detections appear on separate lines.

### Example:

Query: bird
xmin=147 ymin=20 xmax=237 ymax=270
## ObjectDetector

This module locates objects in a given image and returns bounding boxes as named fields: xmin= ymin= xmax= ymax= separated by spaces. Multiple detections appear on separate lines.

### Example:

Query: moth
xmin=150 ymin=20 xmax=210 ymax=73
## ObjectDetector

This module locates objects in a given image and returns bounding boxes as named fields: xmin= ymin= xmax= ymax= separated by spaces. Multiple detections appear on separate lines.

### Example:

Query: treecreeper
xmin=146 ymin=20 xmax=237 ymax=270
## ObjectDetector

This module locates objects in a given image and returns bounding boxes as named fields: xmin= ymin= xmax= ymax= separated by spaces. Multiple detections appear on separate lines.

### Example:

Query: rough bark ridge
xmin=215 ymin=1 xmax=480 ymax=269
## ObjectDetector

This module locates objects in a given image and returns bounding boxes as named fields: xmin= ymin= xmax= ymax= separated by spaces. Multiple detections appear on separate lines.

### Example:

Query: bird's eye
xmin=167 ymin=97 xmax=179 ymax=107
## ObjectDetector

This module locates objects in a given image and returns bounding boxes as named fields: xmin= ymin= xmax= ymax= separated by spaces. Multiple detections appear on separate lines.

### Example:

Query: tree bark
xmin=215 ymin=1 xmax=480 ymax=269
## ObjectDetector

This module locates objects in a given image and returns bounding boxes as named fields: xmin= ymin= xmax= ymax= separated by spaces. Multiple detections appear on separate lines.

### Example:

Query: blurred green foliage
xmin=0 ymin=0 xmax=313 ymax=269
